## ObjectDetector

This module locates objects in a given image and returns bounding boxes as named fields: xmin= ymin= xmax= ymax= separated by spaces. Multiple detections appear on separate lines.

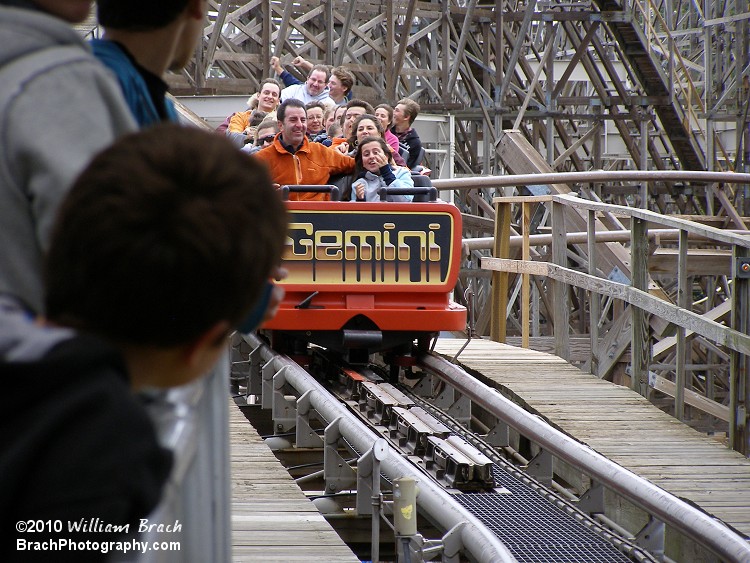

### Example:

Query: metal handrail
xmin=431 ymin=169 xmax=750 ymax=190
xmin=241 ymin=332 xmax=518 ymax=563
xmin=421 ymin=355 xmax=750 ymax=563
xmin=140 ymin=353 xmax=231 ymax=562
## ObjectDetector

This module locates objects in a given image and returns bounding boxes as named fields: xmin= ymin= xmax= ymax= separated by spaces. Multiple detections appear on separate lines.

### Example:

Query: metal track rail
xmin=396 ymin=379 xmax=655 ymax=562
xmin=242 ymin=333 xmax=517 ymax=563
xmin=240 ymin=335 xmax=668 ymax=561
xmin=327 ymin=354 xmax=652 ymax=561
xmin=419 ymin=352 xmax=750 ymax=563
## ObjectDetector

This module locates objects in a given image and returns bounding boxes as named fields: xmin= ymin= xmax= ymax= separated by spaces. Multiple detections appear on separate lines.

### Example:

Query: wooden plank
xmin=649 ymin=248 xmax=732 ymax=276
xmin=491 ymin=201 xmax=511 ymax=342
xmin=631 ymin=217 xmax=650 ymax=395
xmin=229 ymin=403 xmax=359 ymax=562
xmin=553 ymin=193 xmax=750 ymax=250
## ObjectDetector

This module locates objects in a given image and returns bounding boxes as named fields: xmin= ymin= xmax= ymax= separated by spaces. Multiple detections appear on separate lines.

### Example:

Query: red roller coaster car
xmin=262 ymin=185 xmax=466 ymax=363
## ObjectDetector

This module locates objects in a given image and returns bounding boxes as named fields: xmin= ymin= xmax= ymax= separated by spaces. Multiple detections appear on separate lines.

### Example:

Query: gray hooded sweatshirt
xmin=0 ymin=295 xmax=72 ymax=362
xmin=0 ymin=4 xmax=136 ymax=314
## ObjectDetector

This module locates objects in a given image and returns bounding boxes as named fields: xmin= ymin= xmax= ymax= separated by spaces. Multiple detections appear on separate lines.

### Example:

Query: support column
xmin=631 ymin=217 xmax=650 ymax=396
xmin=730 ymin=249 xmax=750 ymax=455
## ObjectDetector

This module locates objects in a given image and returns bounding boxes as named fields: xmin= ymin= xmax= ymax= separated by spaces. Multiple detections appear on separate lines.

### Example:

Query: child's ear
xmin=183 ymin=321 xmax=231 ymax=370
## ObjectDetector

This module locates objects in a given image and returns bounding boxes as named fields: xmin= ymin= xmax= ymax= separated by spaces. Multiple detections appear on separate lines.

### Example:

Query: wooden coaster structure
xmin=161 ymin=0 xmax=749 ymax=445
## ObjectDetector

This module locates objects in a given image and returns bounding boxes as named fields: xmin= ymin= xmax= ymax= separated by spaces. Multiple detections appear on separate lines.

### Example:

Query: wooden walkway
xmin=229 ymin=402 xmax=360 ymax=562
xmin=432 ymin=338 xmax=750 ymax=538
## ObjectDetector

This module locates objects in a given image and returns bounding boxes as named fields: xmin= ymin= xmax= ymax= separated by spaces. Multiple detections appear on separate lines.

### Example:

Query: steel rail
xmin=242 ymin=333 xmax=518 ymax=563
xmin=432 ymin=170 xmax=750 ymax=189
xmin=419 ymin=353 xmax=750 ymax=563
xmin=462 ymin=228 xmax=750 ymax=252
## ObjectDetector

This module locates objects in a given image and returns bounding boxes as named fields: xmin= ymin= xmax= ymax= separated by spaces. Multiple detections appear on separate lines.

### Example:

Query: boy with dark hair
xmin=0 ymin=125 xmax=287 ymax=556
xmin=391 ymin=98 xmax=423 ymax=170
xmin=92 ymin=0 xmax=208 ymax=126
xmin=328 ymin=67 xmax=355 ymax=106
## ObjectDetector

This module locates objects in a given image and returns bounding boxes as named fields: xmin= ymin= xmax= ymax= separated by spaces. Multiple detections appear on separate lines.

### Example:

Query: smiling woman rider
xmin=350 ymin=136 xmax=414 ymax=202
xmin=345 ymin=114 xmax=407 ymax=168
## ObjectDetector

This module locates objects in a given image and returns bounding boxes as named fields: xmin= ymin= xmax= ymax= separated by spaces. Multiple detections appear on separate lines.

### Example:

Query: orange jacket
xmin=228 ymin=109 xmax=277 ymax=133
xmin=330 ymin=136 xmax=348 ymax=149
xmin=228 ymin=110 xmax=251 ymax=133
xmin=254 ymin=135 xmax=354 ymax=201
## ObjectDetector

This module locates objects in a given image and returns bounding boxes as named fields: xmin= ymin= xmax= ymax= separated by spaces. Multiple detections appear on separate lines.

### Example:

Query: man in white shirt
xmin=280 ymin=64 xmax=333 ymax=106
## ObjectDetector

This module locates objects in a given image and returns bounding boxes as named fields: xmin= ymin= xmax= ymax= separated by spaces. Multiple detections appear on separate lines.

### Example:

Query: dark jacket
xmin=0 ymin=297 xmax=172 ymax=561
xmin=392 ymin=127 xmax=423 ymax=169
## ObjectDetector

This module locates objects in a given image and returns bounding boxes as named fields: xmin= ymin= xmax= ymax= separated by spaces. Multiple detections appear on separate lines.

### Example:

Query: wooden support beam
xmin=715 ymin=185 xmax=749 ymax=230
xmin=649 ymin=248 xmax=733 ymax=277
xmin=446 ymin=0 xmax=477 ymax=94
xmin=521 ymin=202 xmax=532 ymax=348
xmin=631 ymin=218 xmax=651 ymax=396
xmin=652 ymin=300 xmax=732 ymax=358
xmin=587 ymin=208 xmax=600 ymax=376
xmin=480 ymin=257 xmax=750 ymax=356
xmin=650 ymin=375 xmax=730 ymax=422
xmin=551 ymin=201 xmax=570 ymax=360
xmin=675 ymin=229 xmax=689 ymax=419
xmin=335 ymin=0 xmax=358 ymax=67
xmin=391 ymin=0 xmax=419 ymax=101
xmin=204 ymin=0 xmax=231 ymax=73
xmin=491 ymin=202 xmax=511 ymax=342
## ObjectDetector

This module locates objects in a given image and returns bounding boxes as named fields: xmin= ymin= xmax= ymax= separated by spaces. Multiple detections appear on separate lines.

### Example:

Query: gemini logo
xmin=282 ymin=210 xmax=456 ymax=285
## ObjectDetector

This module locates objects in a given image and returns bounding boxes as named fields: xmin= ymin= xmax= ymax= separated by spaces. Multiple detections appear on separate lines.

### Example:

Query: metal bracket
xmin=400 ymin=523 xmax=464 ymax=563
xmin=635 ymin=516 xmax=665 ymax=558
xmin=447 ymin=393 xmax=472 ymax=427
xmin=526 ymin=448 xmax=554 ymax=485
xmin=323 ymin=417 xmax=357 ymax=493
xmin=229 ymin=333 xmax=251 ymax=397
xmin=485 ymin=419 xmax=510 ymax=448
xmin=296 ymin=390 xmax=323 ymax=448
xmin=441 ymin=523 xmax=465 ymax=563
xmin=261 ymin=360 xmax=280 ymax=409
xmin=400 ymin=534 xmax=428 ymax=563
xmin=576 ymin=481 xmax=605 ymax=515
xmin=434 ymin=383 xmax=456 ymax=409
xmin=356 ymin=439 xmax=388 ymax=515
xmin=411 ymin=373 xmax=437 ymax=398
xmin=247 ymin=343 xmax=264 ymax=396
xmin=272 ymin=368 xmax=297 ymax=432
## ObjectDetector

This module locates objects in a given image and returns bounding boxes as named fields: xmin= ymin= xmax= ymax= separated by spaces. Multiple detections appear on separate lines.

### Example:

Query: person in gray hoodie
xmin=0 ymin=0 xmax=136 ymax=315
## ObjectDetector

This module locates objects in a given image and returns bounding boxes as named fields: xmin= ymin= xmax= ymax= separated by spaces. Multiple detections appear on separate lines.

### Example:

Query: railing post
xmin=587 ymin=209 xmax=600 ymax=375
xmin=731 ymin=247 xmax=750 ymax=455
xmin=551 ymin=199 xmax=569 ymax=360
xmin=631 ymin=217 xmax=650 ymax=396
xmin=491 ymin=198 xmax=511 ymax=343
xmin=676 ymin=229 xmax=689 ymax=420
xmin=521 ymin=201 xmax=531 ymax=348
